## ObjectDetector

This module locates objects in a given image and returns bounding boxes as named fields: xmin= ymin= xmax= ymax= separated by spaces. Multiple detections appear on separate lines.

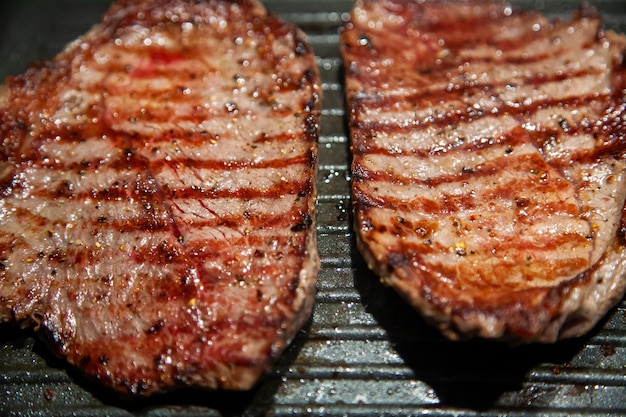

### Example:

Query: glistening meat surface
xmin=0 ymin=0 xmax=320 ymax=395
xmin=342 ymin=0 xmax=626 ymax=342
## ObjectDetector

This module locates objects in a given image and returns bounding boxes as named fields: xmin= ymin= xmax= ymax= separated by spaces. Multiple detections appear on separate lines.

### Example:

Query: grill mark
xmin=110 ymin=56 xmax=310 ymax=95
xmin=527 ymin=105 xmax=626 ymax=164
xmin=125 ymin=48 xmax=193 ymax=78
xmin=83 ymin=315 xmax=288 ymax=370
xmin=252 ymin=131 xmax=306 ymax=144
xmin=34 ymin=126 xmax=303 ymax=149
xmin=352 ymin=123 xmax=529 ymax=157
xmin=375 ymin=213 xmax=587 ymax=253
xmin=355 ymin=3 xmax=538 ymax=52
xmin=430 ymin=255 xmax=590 ymax=288
xmin=353 ymin=66 xmax=609 ymax=118
xmin=23 ymin=147 xmax=313 ymax=201
xmin=0 ymin=204 xmax=175 ymax=255
xmin=379 ymin=2 xmax=505 ymax=28
xmin=93 ymin=215 xmax=173 ymax=234
xmin=354 ymin=148 xmax=564 ymax=188
xmin=81 ymin=66 xmax=314 ymax=109
xmin=186 ymin=234 xmax=308 ymax=262
xmin=3 ymin=230 xmax=306 ymax=281
xmin=106 ymin=81 xmax=314 ymax=113
xmin=348 ymin=7 xmax=599 ymax=76
xmin=354 ymin=151 xmax=580 ymax=218
xmin=163 ymin=179 xmax=312 ymax=201
xmin=353 ymin=186 xmax=387 ymax=210
xmin=352 ymin=92 xmax=618 ymax=135
xmin=98 ymin=65 xmax=315 ymax=111
xmin=356 ymin=99 xmax=624 ymax=168
xmin=419 ymin=26 xmax=540 ymax=54
xmin=356 ymin=184 xmax=579 ymax=219
xmin=374 ymin=229 xmax=591 ymax=274
xmin=350 ymin=39 xmax=599 ymax=92
xmin=1 ymin=205 xmax=59 ymax=234
xmin=104 ymin=107 xmax=296 ymax=131
xmin=126 ymin=239 xmax=189 ymax=268
xmin=5 ymin=201 xmax=304 ymax=238
xmin=6 ymin=185 xmax=309 ymax=285
xmin=172 ymin=202 xmax=308 ymax=231
xmin=11 ymin=159 xmax=312 ymax=236
xmin=20 ymin=74 xmax=313 ymax=157
xmin=32 ymin=151 xmax=313 ymax=179
xmin=3 ymin=237 xmax=177 ymax=274
xmin=406 ymin=8 xmax=550 ymax=52
xmin=44 ymin=57 xmax=313 ymax=150
xmin=536 ymin=133 xmax=626 ymax=168
xmin=376 ymin=232 xmax=589 ymax=266
xmin=157 ymin=153 xmax=313 ymax=171
xmin=16 ymin=181 xmax=311 ymax=239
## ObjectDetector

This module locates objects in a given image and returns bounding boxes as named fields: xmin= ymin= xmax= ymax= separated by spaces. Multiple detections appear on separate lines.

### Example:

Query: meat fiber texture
xmin=0 ymin=0 xmax=320 ymax=396
xmin=342 ymin=0 xmax=626 ymax=342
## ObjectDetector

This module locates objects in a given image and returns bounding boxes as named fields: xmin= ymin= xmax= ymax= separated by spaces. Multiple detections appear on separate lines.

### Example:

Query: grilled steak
xmin=342 ymin=0 xmax=626 ymax=342
xmin=0 ymin=0 xmax=320 ymax=395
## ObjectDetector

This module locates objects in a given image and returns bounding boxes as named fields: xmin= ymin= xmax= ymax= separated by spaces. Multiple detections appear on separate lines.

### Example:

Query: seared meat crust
xmin=342 ymin=0 xmax=626 ymax=342
xmin=0 ymin=0 xmax=320 ymax=395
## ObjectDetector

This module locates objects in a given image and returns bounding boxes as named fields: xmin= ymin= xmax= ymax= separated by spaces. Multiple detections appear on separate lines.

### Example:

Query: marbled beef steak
xmin=0 ymin=0 xmax=320 ymax=395
xmin=342 ymin=0 xmax=626 ymax=342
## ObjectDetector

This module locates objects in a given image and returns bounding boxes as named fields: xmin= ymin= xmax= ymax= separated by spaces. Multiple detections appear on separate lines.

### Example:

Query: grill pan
xmin=1 ymin=0 xmax=626 ymax=415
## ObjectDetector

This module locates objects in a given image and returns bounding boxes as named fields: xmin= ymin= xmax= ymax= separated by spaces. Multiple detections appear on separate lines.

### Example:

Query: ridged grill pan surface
xmin=1 ymin=0 xmax=625 ymax=415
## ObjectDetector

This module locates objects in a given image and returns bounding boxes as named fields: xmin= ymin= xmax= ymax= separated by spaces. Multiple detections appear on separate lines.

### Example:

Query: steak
xmin=0 ymin=0 xmax=320 ymax=395
xmin=342 ymin=0 xmax=626 ymax=342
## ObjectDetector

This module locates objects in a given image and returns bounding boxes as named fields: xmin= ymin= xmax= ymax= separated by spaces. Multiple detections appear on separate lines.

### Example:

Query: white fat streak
xmin=351 ymin=16 xmax=609 ymax=125
xmin=359 ymin=68 xmax=611 ymax=129
xmin=39 ymin=137 xmax=120 ymax=166
xmin=363 ymin=115 xmax=519 ymax=155
xmin=156 ymin=164 xmax=308 ymax=193
xmin=360 ymin=139 xmax=536 ymax=181
xmin=526 ymin=104 xmax=626 ymax=267
xmin=171 ymin=195 xmax=298 ymax=225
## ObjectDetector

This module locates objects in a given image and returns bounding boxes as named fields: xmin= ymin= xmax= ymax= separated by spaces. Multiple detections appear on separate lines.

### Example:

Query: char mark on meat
xmin=0 ymin=0 xmax=320 ymax=396
xmin=342 ymin=0 xmax=626 ymax=342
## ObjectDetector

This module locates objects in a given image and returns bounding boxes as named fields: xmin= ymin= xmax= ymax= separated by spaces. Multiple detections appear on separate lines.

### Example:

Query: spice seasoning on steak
xmin=342 ymin=0 xmax=626 ymax=342
xmin=0 ymin=0 xmax=320 ymax=395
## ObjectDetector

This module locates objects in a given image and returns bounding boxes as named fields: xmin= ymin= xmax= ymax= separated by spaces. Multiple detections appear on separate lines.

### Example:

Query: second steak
xmin=342 ymin=0 xmax=626 ymax=342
